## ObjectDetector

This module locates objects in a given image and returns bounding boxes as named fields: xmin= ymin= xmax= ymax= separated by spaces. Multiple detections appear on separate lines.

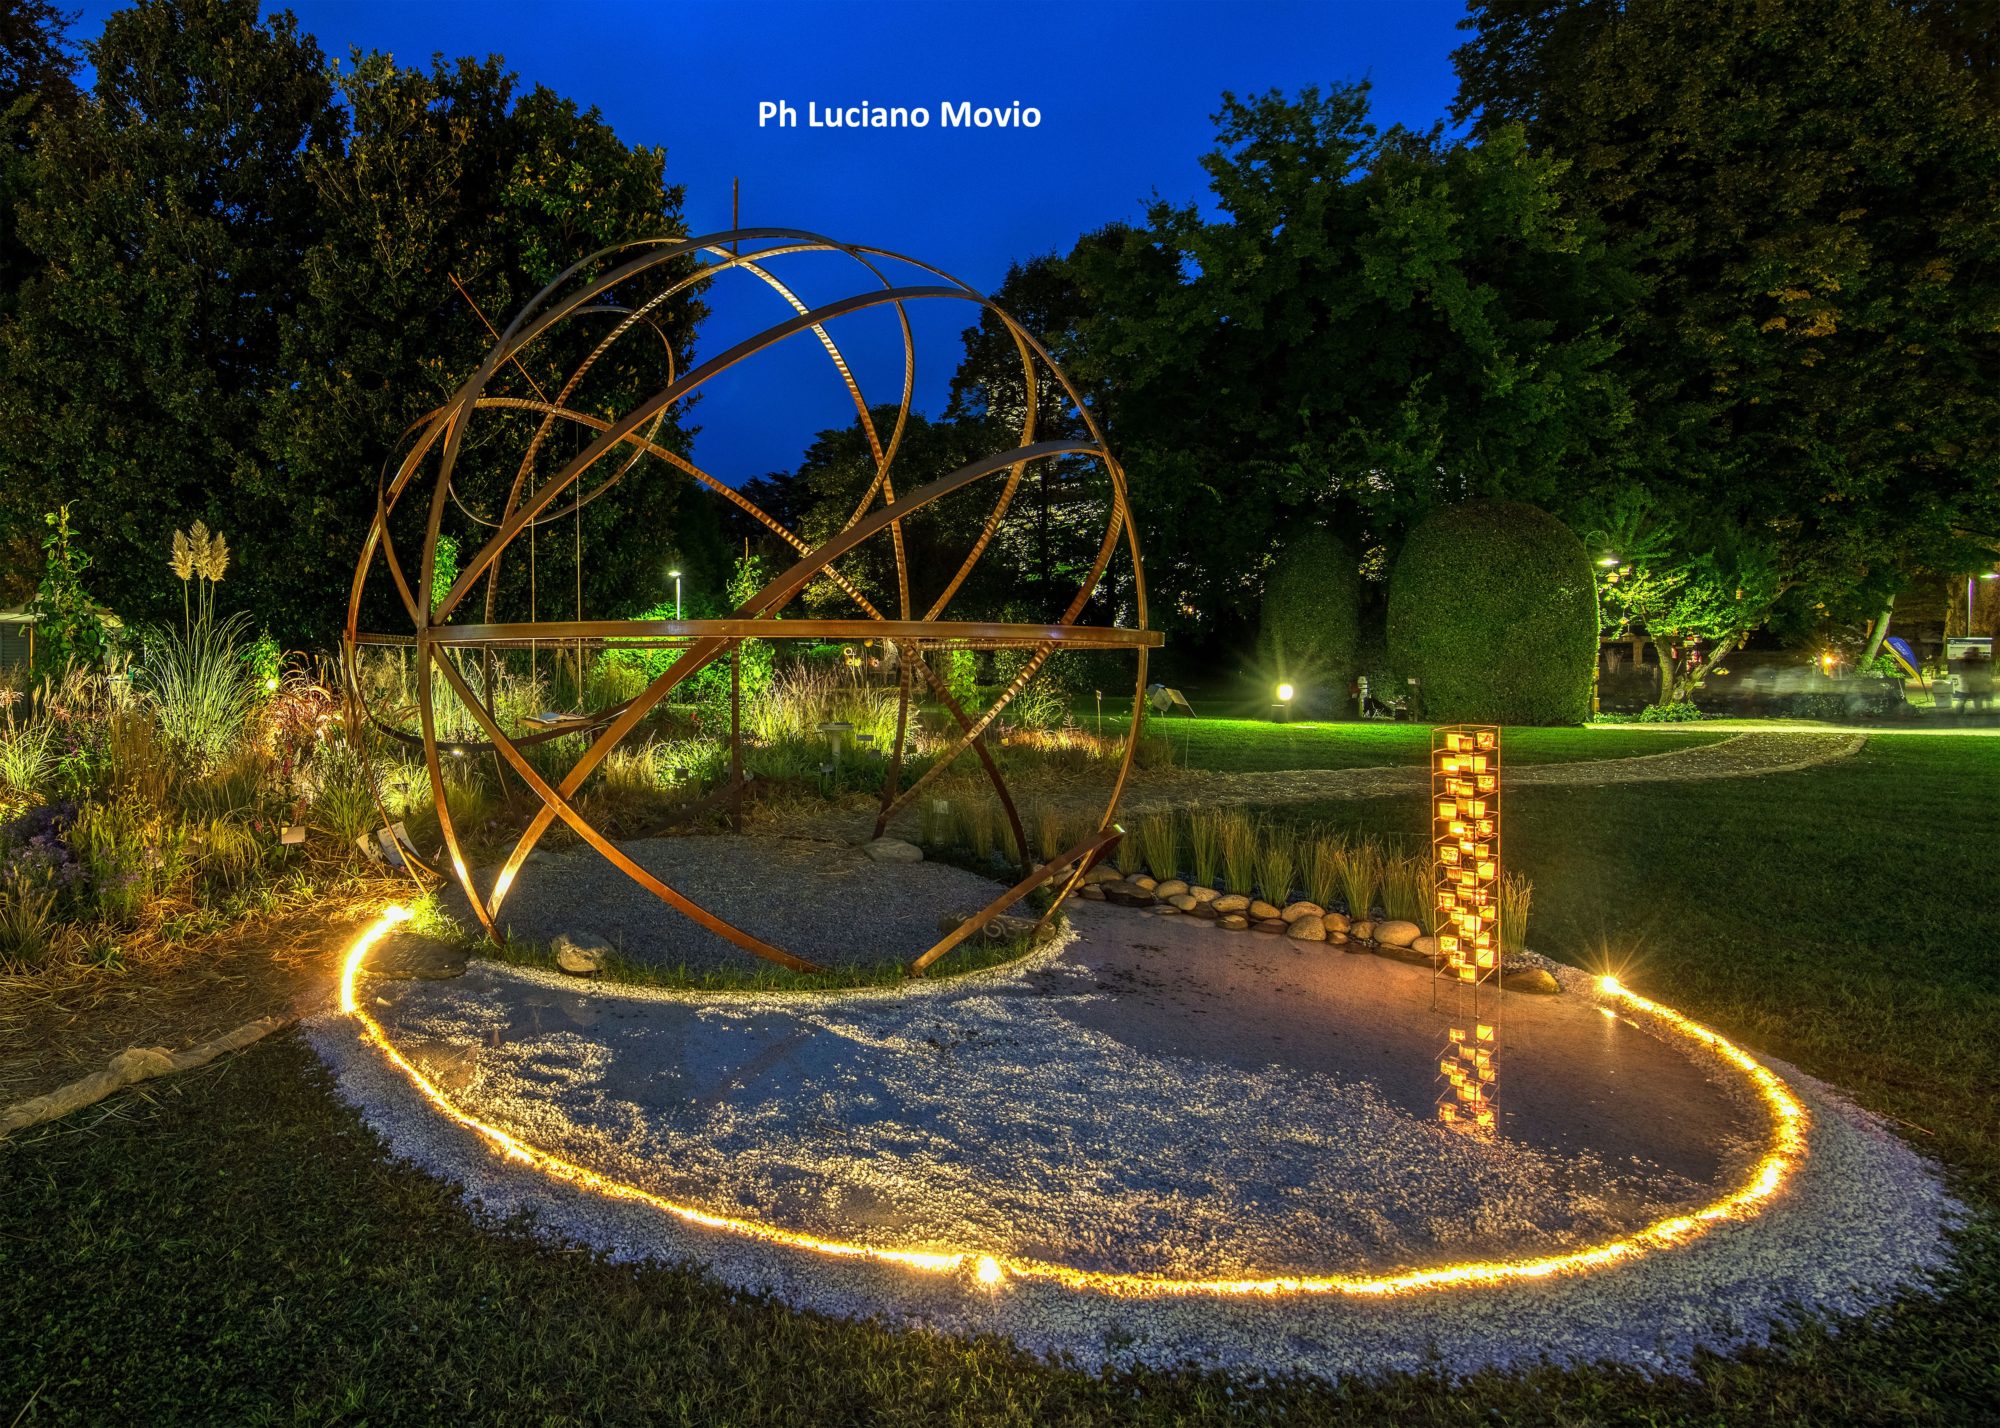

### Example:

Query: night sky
xmin=67 ymin=0 xmax=1465 ymax=483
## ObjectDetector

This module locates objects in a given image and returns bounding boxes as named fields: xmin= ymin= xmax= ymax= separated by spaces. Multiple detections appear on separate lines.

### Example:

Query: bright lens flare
xmin=1276 ymin=683 xmax=1295 ymax=702
xmin=339 ymin=906 xmax=1810 ymax=1299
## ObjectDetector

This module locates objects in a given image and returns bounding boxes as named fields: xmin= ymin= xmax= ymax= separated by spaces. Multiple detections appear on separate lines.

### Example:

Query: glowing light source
xmin=1276 ymin=683 xmax=1295 ymax=703
xmin=1433 ymin=726 xmax=1502 ymax=1135
xmin=338 ymin=906 xmax=1810 ymax=1299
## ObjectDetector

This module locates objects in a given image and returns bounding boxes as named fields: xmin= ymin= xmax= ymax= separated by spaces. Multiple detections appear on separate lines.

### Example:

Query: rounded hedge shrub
xmin=1260 ymin=528 xmax=1360 ymax=717
xmin=1387 ymin=501 xmax=1597 ymax=726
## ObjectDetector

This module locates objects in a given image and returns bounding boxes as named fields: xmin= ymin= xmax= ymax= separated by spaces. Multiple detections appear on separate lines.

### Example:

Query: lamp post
xmin=1275 ymin=682 xmax=1294 ymax=724
xmin=669 ymin=568 xmax=682 ymax=621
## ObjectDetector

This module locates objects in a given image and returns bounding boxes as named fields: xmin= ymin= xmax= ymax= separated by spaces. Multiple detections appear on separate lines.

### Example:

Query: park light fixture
xmin=669 ymin=567 xmax=682 ymax=620
xmin=1276 ymin=682 xmax=1295 ymax=703
xmin=1597 ymin=554 xmax=1621 ymax=567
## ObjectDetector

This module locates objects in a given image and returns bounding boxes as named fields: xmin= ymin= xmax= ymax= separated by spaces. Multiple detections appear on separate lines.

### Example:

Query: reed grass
xmin=1187 ymin=810 xmax=1222 ymax=890
xmin=1255 ymin=827 xmax=1296 ymax=906
xmin=1136 ymin=811 xmax=1180 ymax=882
xmin=1034 ymin=802 xmax=1067 ymax=864
xmin=1339 ymin=837 xmax=1383 ymax=919
xmin=1220 ymin=811 xmax=1258 ymax=895
xmin=1305 ymin=835 xmax=1347 ymax=908
xmin=1500 ymin=873 xmax=1533 ymax=956
xmin=959 ymin=799 xmax=995 ymax=862
xmin=1381 ymin=853 xmax=1431 ymax=925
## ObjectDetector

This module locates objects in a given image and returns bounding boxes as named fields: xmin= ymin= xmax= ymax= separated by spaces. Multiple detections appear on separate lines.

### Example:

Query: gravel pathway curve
xmin=310 ymin=884 xmax=1956 ymax=1381
xmin=1104 ymin=730 xmax=1868 ymax=817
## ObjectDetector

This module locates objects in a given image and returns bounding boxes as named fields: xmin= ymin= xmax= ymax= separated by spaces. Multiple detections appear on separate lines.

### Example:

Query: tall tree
xmin=1455 ymin=0 xmax=2000 ymax=642
xmin=0 ymin=0 xmax=343 ymax=634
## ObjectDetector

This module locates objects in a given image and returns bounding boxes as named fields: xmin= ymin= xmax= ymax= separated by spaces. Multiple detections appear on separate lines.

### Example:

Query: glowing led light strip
xmin=340 ymin=909 xmax=1809 ymax=1298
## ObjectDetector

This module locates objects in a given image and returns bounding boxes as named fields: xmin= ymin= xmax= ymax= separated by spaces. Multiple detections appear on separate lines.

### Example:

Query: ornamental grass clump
xmin=1305 ymin=835 xmax=1347 ymax=909
xmin=1255 ymin=827 xmax=1297 ymax=906
xmin=1136 ymin=811 xmax=1180 ymax=882
xmin=0 ymin=870 xmax=57 ymax=970
xmin=1500 ymin=873 xmax=1533 ymax=957
xmin=0 ymin=714 xmax=56 ymax=803
xmin=1339 ymin=837 xmax=1383 ymax=919
xmin=1033 ymin=801 xmax=1067 ymax=864
xmin=146 ymin=522 xmax=259 ymax=770
xmin=959 ymin=798 xmax=995 ymax=862
xmin=1187 ymin=810 xmax=1222 ymax=890
xmin=1220 ymin=812 xmax=1258 ymax=895
xmin=921 ymin=797 xmax=954 ymax=849
xmin=1381 ymin=852 xmax=1431 ymax=926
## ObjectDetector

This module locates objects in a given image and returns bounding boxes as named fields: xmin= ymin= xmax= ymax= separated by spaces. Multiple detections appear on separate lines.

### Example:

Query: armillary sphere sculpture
xmin=343 ymin=229 xmax=1159 ymax=975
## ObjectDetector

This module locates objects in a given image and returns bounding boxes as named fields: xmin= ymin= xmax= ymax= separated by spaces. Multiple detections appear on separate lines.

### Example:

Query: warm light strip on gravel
xmin=339 ymin=906 xmax=1810 ymax=1298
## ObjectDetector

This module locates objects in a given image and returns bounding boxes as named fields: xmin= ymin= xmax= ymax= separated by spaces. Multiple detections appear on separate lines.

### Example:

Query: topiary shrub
xmin=1387 ymin=501 xmax=1597 ymax=726
xmin=1259 ymin=528 xmax=1360 ymax=718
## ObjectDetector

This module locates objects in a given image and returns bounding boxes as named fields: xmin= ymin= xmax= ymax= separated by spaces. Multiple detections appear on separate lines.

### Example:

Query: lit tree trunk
xmin=1861 ymin=596 xmax=1895 ymax=666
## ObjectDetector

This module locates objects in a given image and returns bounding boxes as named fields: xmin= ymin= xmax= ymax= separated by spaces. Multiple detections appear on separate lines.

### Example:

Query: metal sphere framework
xmin=344 ymin=229 xmax=1161 ymax=975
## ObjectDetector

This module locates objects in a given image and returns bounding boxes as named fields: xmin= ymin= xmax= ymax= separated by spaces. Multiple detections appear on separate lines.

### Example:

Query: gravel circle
xmin=308 ymin=901 xmax=1958 ymax=1381
xmin=441 ymin=834 xmax=1016 ymax=972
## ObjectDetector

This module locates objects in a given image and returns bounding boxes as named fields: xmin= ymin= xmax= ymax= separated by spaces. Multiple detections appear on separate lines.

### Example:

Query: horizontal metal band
xmin=354 ymin=619 xmax=1162 ymax=649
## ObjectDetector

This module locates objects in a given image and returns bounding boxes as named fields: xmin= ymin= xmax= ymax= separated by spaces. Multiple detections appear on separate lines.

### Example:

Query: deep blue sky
xmin=69 ymin=0 xmax=1468 ymax=482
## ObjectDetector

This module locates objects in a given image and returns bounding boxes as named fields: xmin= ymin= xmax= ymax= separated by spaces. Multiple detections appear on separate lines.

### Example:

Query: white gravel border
xmin=304 ymin=945 xmax=1960 ymax=1382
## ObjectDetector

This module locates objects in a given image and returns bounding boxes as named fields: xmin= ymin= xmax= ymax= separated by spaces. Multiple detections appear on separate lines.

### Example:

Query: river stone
xmin=1373 ymin=919 xmax=1422 ymax=948
xmin=1506 ymin=967 xmax=1562 ymax=995
xmin=553 ymin=931 xmax=610 ymax=976
xmin=1213 ymin=893 xmax=1251 ymax=914
xmin=1084 ymin=864 xmax=1121 ymax=885
xmin=1076 ymin=884 xmax=1106 ymax=900
xmin=1218 ymin=913 xmax=1250 ymax=931
xmin=1103 ymin=880 xmax=1158 ymax=908
xmin=1351 ymin=920 xmax=1375 ymax=941
xmin=1253 ymin=918 xmax=1288 ymax=934
xmin=1155 ymin=879 xmax=1189 ymax=899
xmin=1169 ymin=893 xmax=1198 ymax=911
xmin=1131 ymin=874 xmax=1158 ymax=892
xmin=1280 ymin=901 xmax=1324 ymax=923
xmin=1323 ymin=911 xmax=1351 ymax=933
xmin=1189 ymin=902 xmax=1222 ymax=921
xmin=1411 ymin=935 xmax=1438 ymax=958
xmin=862 ymin=837 xmax=924 ymax=864
xmin=1189 ymin=886 xmax=1221 ymax=904
xmin=1286 ymin=914 xmax=1327 ymax=942
xmin=1249 ymin=900 xmax=1282 ymax=921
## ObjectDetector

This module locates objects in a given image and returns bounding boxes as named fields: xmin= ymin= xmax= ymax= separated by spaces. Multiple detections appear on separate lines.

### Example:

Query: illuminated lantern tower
xmin=1431 ymin=726 xmax=1501 ymax=1135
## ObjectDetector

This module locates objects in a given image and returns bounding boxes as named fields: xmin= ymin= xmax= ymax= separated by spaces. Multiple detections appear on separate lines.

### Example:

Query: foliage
xmin=1499 ymin=872 xmax=1533 ymax=957
xmin=0 ymin=710 xmax=56 ymax=800
xmin=1634 ymin=701 xmax=1707 ymax=724
xmin=934 ymin=647 xmax=978 ymax=716
xmin=70 ymin=799 xmax=190 ymax=926
xmin=1585 ymin=486 xmax=1783 ymax=706
xmin=1259 ymin=528 xmax=1360 ymax=716
xmin=1388 ymin=500 xmax=1598 ymax=725
xmin=1305 ymin=836 xmax=1346 ymax=909
xmin=1455 ymin=0 xmax=2000 ymax=632
xmin=0 ymin=12 xmax=704 ymax=645
xmin=28 ymin=505 xmax=106 ymax=678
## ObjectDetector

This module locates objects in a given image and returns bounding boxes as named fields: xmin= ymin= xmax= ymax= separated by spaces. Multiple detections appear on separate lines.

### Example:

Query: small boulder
xmin=1149 ymin=903 xmax=1181 ymax=916
xmin=1131 ymin=874 xmax=1158 ymax=892
xmin=1084 ymin=864 xmax=1122 ymax=885
xmin=553 ymin=932 xmax=610 ymax=976
xmin=1103 ymin=880 xmax=1158 ymax=908
xmin=1213 ymin=893 xmax=1251 ymax=914
xmin=1218 ymin=913 xmax=1250 ymax=930
xmin=1351 ymin=920 xmax=1376 ymax=941
xmin=1411 ymin=935 xmax=1438 ymax=958
xmin=862 ymin=837 xmax=924 ymax=864
xmin=1189 ymin=886 xmax=1221 ymax=904
xmin=1249 ymin=900 xmax=1282 ymax=922
xmin=1373 ymin=920 xmax=1423 ymax=948
xmin=1322 ymin=912 xmax=1351 ymax=933
xmin=1280 ymin=901 xmax=1324 ymax=923
xmin=1329 ymin=929 xmax=1349 ymax=945
xmin=1155 ymin=879 xmax=1189 ymax=899
xmin=1169 ymin=893 xmax=1198 ymax=911
xmin=1286 ymin=915 xmax=1327 ymax=942
xmin=1077 ymin=884 xmax=1106 ymax=900
xmin=1188 ymin=901 xmax=1222 ymax=921
xmin=1506 ymin=967 xmax=1562 ymax=995
xmin=1254 ymin=918 xmax=1288 ymax=934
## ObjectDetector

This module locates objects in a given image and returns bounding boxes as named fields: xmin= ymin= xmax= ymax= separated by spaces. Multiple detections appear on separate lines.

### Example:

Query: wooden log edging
xmin=0 ymin=1014 xmax=293 ymax=1140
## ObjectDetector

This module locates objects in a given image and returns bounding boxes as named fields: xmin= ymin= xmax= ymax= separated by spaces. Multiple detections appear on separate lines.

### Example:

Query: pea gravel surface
xmin=309 ymin=895 xmax=1958 ymax=1381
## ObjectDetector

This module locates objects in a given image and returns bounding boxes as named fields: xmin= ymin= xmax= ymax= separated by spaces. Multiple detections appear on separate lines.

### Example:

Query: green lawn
xmin=4 ymin=735 xmax=1996 ymax=1424
xmin=1158 ymin=717 xmax=1731 ymax=773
